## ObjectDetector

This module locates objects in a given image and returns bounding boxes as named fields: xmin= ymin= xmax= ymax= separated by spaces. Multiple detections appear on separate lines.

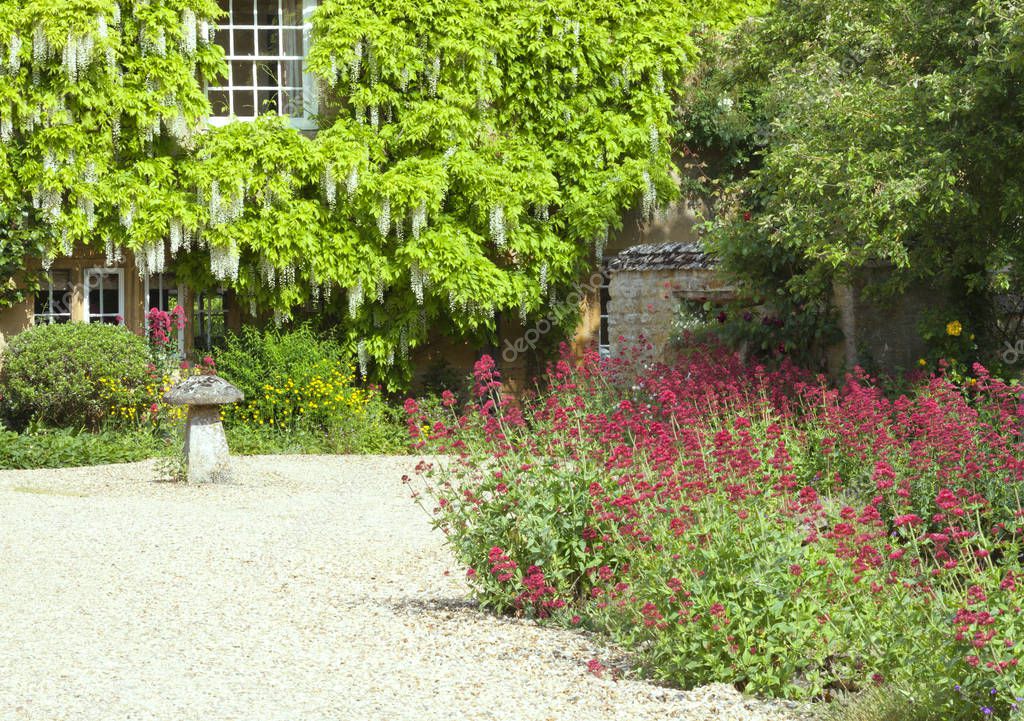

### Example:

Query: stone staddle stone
xmin=163 ymin=375 xmax=244 ymax=483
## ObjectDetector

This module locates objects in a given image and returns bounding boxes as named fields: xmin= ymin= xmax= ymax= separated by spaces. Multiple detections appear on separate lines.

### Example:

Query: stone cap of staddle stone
xmin=163 ymin=375 xmax=244 ymax=407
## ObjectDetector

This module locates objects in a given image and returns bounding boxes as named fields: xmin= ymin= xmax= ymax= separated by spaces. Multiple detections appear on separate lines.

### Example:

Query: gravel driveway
xmin=0 ymin=456 xmax=813 ymax=721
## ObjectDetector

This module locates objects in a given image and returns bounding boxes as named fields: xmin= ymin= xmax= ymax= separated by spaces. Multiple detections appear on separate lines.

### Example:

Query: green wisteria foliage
xmin=0 ymin=0 xmax=223 ymax=278
xmin=1 ymin=0 xmax=758 ymax=387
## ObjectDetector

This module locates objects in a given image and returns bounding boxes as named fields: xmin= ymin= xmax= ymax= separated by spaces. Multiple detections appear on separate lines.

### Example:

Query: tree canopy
xmin=682 ymin=0 xmax=1024 ymax=363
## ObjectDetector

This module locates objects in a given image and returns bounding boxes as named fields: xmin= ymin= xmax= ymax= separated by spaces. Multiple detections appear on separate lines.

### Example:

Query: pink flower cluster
xmin=411 ymin=343 xmax=1024 ymax=710
xmin=146 ymin=305 xmax=186 ymax=348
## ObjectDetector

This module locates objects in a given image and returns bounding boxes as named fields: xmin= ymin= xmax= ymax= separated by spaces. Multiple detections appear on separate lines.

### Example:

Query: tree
xmin=681 ymin=0 xmax=1024 ymax=366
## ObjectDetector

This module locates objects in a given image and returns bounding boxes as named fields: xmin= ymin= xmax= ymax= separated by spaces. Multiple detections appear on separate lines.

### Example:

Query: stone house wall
xmin=831 ymin=269 xmax=939 ymax=374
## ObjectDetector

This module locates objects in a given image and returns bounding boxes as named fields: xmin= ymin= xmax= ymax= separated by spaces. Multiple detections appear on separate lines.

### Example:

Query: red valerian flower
xmin=894 ymin=514 xmax=923 ymax=527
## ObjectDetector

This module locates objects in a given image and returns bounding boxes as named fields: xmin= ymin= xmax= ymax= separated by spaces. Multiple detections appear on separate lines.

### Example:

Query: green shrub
xmin=215 ymin=325 xmax=408 ymax=453
xmin=1 ymin=323 xmax=152 ymax=431
xmin=215 ymin=325 xmax=351 ymax=430
xmin=225 ymin=424 xmax=334 ymax=455
xmin=826 ymin=682 xmax=972 ymax=721
xmin=0 ymin=427 xmax=171 ymax=469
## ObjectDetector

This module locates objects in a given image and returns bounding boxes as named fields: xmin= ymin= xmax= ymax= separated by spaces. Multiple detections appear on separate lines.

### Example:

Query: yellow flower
xmin=918 ymin=358 xmax=928 ymax=367
xmin=946 ymin=320 xmax=963 ymax=337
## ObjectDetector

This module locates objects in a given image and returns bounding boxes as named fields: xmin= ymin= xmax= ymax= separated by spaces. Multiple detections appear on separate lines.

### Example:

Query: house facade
xmin=1 ymin=244 xmax=242 ymax=356
xmin=0 ymin=0 xmax=316 ymax=356
xmin=0 ymin=0 xmax=707 ymax=387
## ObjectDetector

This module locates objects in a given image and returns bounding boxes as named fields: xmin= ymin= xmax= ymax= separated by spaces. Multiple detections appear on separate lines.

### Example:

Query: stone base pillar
xmin=184 ymin=406 xmax=233 ymax=483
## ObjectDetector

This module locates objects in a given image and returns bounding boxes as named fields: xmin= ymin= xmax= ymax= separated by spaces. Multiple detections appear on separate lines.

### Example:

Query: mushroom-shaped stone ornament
xmin=163 ymin=375 xmax=243 ymax=483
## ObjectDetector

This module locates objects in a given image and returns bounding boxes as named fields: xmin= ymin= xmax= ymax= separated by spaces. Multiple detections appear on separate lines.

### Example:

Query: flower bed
xmin=407 ymin=347 xmax=1024 ymax=719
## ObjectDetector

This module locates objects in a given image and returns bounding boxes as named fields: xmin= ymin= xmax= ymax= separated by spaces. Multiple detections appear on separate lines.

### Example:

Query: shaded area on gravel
xmin=0 ymin=456 xmax=814 ymax=721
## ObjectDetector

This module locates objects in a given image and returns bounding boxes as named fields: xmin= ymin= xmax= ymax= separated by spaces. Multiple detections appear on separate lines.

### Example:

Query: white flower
xmin=357 ymin=339 xmax=369 ymax=378
xmin=7 ymin=33 xmax=21 ymax=73
xmin=489 ymin=205 xmax=506 ymax=248
xmin=180 ymin=11 xmax=197 ymax=54
xmin=411 ymin=202 xmax=427 ymax=239
xmin=377 ymin=197 xmax=391 ymax=237
xmin=348 ymin=279 xmax=364 ymax=318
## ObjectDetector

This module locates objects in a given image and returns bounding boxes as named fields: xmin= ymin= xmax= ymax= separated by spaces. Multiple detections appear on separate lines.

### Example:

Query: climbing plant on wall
xmin=0 ymin=0 xmax=225 ymax=292
xmin=1 ymin=0 xmax=764 ymax=387
xmin=302 ymin=0 xmax=769 ymax=383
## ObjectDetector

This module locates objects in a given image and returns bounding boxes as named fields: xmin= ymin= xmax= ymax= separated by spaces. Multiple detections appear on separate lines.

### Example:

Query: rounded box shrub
xmin=1 ymin=323 xmax=151 ymax=431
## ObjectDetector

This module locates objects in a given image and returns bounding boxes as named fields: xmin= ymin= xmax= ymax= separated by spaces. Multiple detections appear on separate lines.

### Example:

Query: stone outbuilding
xmin=606 ymin=242 xmax=734 ymax=362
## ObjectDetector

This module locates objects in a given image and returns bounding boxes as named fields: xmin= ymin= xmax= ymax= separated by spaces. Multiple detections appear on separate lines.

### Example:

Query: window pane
xmin=258 ymin=89 xmax=279 ymax=114
xmin=214 ymin=27 xmax=230 ymax=54
xmin=233 ymin=0 xmax=255 ymax=24
xmin=102 ymin=286 xmax=118 ymax=314
xmin=281 ymin=89 xmax=303 ymax=116
xmin=256 ymin=0 xmax=279 ymax=25
xmin=233 ymin=28 xmax=255 ymax=56
xmin=282 ymin=0 xmax=302 ymax=24
xmin=256 ymin=60 xmax=278 ymax=86
xmin=280 ymin=58 xmax=302 ymax=85
xmin=208 ymin=90 xmax=230 ymax=116
xmin=231 ymin=60 xmax=253 ymax=85
xmin=257 ymin=29 xmax=279 ymax=55
xmin=34 ymin=291 xmax=53 ymax=316
xmin=35 ymin=270 xmax=72 ymax=323
xmin=233 ymin=89 xmax=256 ymax=116
xmin=148 ymin=275 xmax=179 ymax=312
xmin=217 ymin=0 xmax=230 ymax=13
xmin=281 ymin=27 xmax=303 ymax=56
xmin=195 ymin=293 xmax=228 ymax=351
xmin=86 ymin=271 xmax=122 ymax=322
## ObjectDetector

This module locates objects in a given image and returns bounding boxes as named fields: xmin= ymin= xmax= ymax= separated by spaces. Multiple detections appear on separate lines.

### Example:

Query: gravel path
xmin=0 ymin=456 xmax=814 ymax=721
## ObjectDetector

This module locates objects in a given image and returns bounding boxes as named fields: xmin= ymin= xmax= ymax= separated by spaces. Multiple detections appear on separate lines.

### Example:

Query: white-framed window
xmin=33 ymin=270 xmax=73 ymax=325
xmin=207 ymin=0 xmax=318 ymax=129
xmin=195 ymin=289 xmax=229 ymax=351
xmin=83 ymin=268 xmax=125 ymax=325
xmin=145 ymin=273 xmax=186 ymax=355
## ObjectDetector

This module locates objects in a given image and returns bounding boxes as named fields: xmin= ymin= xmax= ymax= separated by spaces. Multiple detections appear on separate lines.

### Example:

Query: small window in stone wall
xmin=34 ymin=270 xmax=73 ymax=325
xmin=674 ymin=297 xmax=726 ymax=339
xmin=84 ymin=268 xmax=125 ymax=325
